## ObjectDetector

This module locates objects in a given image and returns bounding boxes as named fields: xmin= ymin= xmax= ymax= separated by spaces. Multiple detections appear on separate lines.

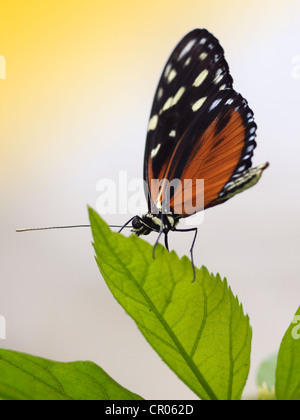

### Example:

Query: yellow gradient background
xmin=1 ymin=0 xmax=300 ymax=399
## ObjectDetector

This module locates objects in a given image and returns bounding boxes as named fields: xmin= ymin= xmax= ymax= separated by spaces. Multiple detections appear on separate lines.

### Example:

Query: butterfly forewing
xmin=144 ymin=29 xmax=259 ymax=215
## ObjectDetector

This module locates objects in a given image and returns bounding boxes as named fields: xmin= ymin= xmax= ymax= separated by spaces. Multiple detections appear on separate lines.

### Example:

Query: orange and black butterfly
xmin=121 ymin=29 xmax=268 ymax=277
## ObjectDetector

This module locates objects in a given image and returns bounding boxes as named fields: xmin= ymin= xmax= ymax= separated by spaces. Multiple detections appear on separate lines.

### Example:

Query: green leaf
xmin=0 ymin=348 xmax=143 ymax=400
xmin=275 ymin=306 xmax=300 ymax=400
xmin=89 ymin=208 xmax=252 ymax=400
xmin=256 ymin=353 xmax=277 ymax=400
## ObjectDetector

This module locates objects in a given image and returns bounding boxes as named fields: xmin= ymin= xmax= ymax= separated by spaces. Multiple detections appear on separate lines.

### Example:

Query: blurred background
xmin=0 ymin=0 xmax=299 ymax=399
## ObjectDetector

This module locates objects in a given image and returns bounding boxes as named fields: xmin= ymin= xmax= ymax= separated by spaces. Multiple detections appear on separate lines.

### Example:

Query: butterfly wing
xmin=167 ymin=90 xmax=259 ymax=215
xmin=144 ymin=29 xmax=267 ymax=215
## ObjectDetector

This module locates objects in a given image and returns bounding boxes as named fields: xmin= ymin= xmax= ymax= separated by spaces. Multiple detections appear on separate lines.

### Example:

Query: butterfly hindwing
xmin=167 ymin=90 xmax=257 ymax=214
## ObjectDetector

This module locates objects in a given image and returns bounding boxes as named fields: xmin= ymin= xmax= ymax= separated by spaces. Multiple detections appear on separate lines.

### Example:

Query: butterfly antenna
xmin=16 ymin=224 xmax=132 ymax=233
xmin=118 ymin=216 xmax=135 ymax=233
xmin=16 ymin=225 xmax=91 ymax=232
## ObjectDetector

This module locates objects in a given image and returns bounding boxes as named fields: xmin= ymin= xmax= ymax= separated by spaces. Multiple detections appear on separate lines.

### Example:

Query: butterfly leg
xmin=174 ymin=227 xmax=198 ymax=282
xmin=164 ymin=233 xmax=169 ymax=251
xmin=153 ymin=229 xmax=163 ymax=259
xmin=153 ymin=212 xmax=166 ymax=258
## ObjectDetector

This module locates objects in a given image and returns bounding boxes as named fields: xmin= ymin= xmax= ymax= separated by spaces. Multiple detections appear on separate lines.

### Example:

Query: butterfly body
xmin=132 ymin=213 xmax=179 ymax=236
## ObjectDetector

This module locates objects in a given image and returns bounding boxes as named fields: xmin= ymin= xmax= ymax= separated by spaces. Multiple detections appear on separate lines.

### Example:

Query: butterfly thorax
xmin=131 ymin=213 xmax=180 ymax=236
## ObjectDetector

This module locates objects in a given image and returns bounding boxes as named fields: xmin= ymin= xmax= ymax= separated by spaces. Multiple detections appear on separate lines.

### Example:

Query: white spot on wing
xmin=237 ymin=164 xmax=246 ymax=172
xmin=148 ymin=115 xmax=158 ymax=131
xmin=199 ymin=38 xmax=207 ymax=45
xmin=157 ymin=87 xmax=163 ymax=100
xmin=214 ymin=68 xmax=223 ymax=84
xmin=226 ymin=98 xmax=234 ymax=105
xmin=193 ymin=69 xmax=209 ymax=87
xmin=246 ymin=144 xmax=255 ymax=153
xmin=209 ymin=98 xmax=222 ymax=111
xmin=199 ymin=52 xmax=208 ymax=61
xmin=151 ymin=143 xmax=161 ymax=158
xmin=178 ymin=38 xmax=197 ymax=61
xmin=169 ymin=130 xmax=176 ymax=137
xmin=184 ymin=56 xmax=191 ymax=67
xmin=192 ymin=96 xmax=207 ymax=112
xmin=173 ymin=86 xmax=185 ymax=105
xmin=167 ymin=68 xmax=177 ymax=83
xmin=162 ymin=97 xmax=173 ymax=113
xmin=160 ymin=87 xmax=186 ymax=114
xmin=243 ymin=154 xmax=251 ymax=160
xmin=213 ymin=54 xmax=220 ymax=63
xmin=164 ymin=63 xmax=172 ymax=79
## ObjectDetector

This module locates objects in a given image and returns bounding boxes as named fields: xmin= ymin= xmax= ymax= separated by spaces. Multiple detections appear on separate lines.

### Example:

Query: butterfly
xmin=128 ymin=29 xmax=269 ymax=278
xmin=17 ymin=29 xmax=268 ymax=280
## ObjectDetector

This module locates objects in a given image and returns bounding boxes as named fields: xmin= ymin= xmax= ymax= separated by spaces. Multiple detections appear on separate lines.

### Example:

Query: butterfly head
xmin=131 ymin=215 xmax=153 ymax=236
